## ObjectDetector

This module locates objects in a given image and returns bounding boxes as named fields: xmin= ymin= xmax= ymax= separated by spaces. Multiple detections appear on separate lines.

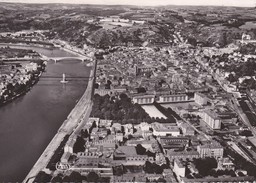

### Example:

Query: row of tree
xmin=225 ymin=147 xmax=256 ymax=177
xmin=154 ymin=102 xmax=181 ymax=122
xmin=90 ymin=94 xmax=151 ymax=124
xmin=144 ymin=161 xmax=169 ymax=174
xmin=135 ymin=144 xmax=155 ymax=157
xmin=51 ymin=171 xmax=109 ymax=183
xmin=193 ymin=157 xmax=217 ymax=177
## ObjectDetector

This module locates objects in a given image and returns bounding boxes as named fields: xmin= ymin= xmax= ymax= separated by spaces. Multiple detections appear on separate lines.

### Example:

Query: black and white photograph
xmin=0 ymin=0 xmax=256 ymax=182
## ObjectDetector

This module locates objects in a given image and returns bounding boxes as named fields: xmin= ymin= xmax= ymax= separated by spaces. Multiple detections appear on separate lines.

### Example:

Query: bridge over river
xmin=23 ymin=59 xmax=97 ymax=183
xmin=42 ymin=55 xmax=92 ymax=63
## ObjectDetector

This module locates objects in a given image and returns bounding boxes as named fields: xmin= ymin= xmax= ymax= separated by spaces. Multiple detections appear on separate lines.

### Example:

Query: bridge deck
xmin=40 ymin=76 xmax=92 ymax=79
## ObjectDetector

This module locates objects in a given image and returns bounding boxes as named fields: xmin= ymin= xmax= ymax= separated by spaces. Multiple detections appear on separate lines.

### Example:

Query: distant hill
xmin=0 ymin=2 xmax=256 ymax=48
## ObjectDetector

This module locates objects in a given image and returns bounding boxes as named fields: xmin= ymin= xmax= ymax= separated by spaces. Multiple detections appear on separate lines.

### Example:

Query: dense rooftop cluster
xmin=1 ymin=2 xmax=256 ymax=182
xmin=0 ymin=47 xmax=45 ymax=104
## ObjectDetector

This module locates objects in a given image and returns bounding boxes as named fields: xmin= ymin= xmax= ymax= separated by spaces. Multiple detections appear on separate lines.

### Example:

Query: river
xmin=0 ymin=45 xmax=91 ymax=181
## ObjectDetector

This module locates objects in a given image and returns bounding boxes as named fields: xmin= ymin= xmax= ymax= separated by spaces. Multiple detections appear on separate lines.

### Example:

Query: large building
xmin=94 ymin=89 xmax=113 ymax=96
xmin=180 ymin=176 xmax=255 ymax=183
xmin=75 ymin=152 xmax=100 ymax=167
xmin=151 ymin=123 xmax=180 ymax=137
xmin=132 ymin=95 xmax=155 ymax=104
xmin=64 ymin=138 xmax=76 ymax=154
xmin=167 ymin=150 xmax=199 ymax=160
xmin=180 ymin=123 xmax=195 ymax=136
xmin=113 ymin=146 xmax=154 ymax=165
xmin=194 ymin=92 xmax=208 ymax=106
xmin=71 ymin=167 xmax=113 ymax=177
xmin=197 ymin=141 xmax=224 ymax=158
xmin=111 ymin=173 xmax=147 ymax=183
xmin=93 ymin=139 xmax=116 ymax=152
xmin=158 ymin=94 xmax=188 ymax=103
xmin=159 ymin=136 xmax=189 ymax=153
xmin=173 ymin=159 xmax=186 ymax=178
xmin=203 ymin=110 xmax=221 ymax=130
xmin=217 ymin=157 xmax=235 ymax=170
xmin=25 ymin=62 xmax=38 ymax=72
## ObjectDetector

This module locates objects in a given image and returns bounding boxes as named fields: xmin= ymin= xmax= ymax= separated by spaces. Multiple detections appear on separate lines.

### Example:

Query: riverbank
xmin=0 ymin=62 xmax=46 ymax=107
xmin=0 ymin=43 xmax=91 ymax=181
xmin=0 ymin=38 xmax=54 ymax=48
xmin=0 ymin=40 xmax=83 ymax=107
xmin=23 ymin=59 xmax=96 ymax=183
xmin=0 ymin=75 xmax=37 ymax=107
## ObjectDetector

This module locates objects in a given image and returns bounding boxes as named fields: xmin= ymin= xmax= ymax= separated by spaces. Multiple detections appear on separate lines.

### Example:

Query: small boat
xmin=60 ymin=73 xmax=68 ymax=84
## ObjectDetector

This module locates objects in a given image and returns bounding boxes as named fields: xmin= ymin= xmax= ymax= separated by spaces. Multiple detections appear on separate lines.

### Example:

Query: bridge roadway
xmin=47 ymin=56 xmax=90 ymax=62
xmin=50 ymin=46 xmax=92 ymax=62
xmin=23 ymin=59 xmax=96 ymax=183
xmin=40 ymin=75 xmax=92 ymax=79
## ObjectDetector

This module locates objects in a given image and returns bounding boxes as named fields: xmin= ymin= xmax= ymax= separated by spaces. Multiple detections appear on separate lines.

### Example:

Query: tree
xmin=240 ymin=130 xmax=253 ymax=137
xmin=81 ymin=129 xmax=89 ymax=138
xmin=121 ymin=126 xmax=125 ymax=134
xmin=136 ymin=144 xmax=146 ymax=155
xmin=105 ymin=83 xmax=111 ymax=89
xmin=146 ymin=150 xmax=155 ymax=157
xmin=62 ymin=176 xmax=71 ymax=182
xmin=104 ymin=110 xmax=112 ymax=119
xmin=90 ymin=94 xmax=152 ymax=123
xmin=144 ymin=161 xmax=164 ymax=174
xmin=209 ymin=169 xmax=217 ymax=177
xmin=89 ymin=121 xmax=97 ymax=133
xmin=160 ymin=66 xmax=167 ymax=71
xmin=73 ymin=136 xmax=86 ymax=153
xmin=120 ymin=93 xmax=128 ymax=100
xmin=157 ymin=178 xmax=166 ymax=183
xmin=193 ymin=157 xmax=217 ymax=176
xmin=94 ymin=83 xmax=99 ymax=89
xmin=113 ymin=165 xmax=126 ymax=175
xmin=87 ymin=172 xmax=99 ymax=182
xmin=227 ymin=73 xmax=237 ymax=83
xmin=34 ymin=171 xmax=52 ymax=182
xmin=127 ymin=134 xmax=133 ymax=140
xmin=69 ymin=171 xmax=86 ymax=182
xmin=165 ymin=157 xmax=170 ymax=167
xmin=51 ymin=174 xmax=63 ymax=182
xmin=144 ymin=161 xmax=154 ymax=174
xmin=107 ymin=80 xmax=112 ymax=85
xmin=136 ymin=87 xmax=147 ymax=93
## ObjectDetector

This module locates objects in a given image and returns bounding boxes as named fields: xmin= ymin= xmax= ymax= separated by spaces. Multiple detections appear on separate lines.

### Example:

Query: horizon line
xmin=0 ymin=1 xmax=255 ymax=8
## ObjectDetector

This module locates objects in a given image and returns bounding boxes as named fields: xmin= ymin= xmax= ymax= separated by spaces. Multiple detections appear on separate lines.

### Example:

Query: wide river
xmin=0 ymin=45 xmax=91 ymax=181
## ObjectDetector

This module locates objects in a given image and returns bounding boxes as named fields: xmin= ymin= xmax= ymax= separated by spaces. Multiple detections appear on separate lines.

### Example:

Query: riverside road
xmin=23 ymin=59 xmax=96 ymax=183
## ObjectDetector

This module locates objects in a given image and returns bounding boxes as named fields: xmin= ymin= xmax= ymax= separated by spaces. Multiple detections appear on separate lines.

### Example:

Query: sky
xmin=0 ymin=0 xmax=255 ymax=7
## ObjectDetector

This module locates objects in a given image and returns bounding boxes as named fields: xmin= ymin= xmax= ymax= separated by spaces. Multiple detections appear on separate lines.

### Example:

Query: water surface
xmin=0 ymin=45 xmax=91 ymax=181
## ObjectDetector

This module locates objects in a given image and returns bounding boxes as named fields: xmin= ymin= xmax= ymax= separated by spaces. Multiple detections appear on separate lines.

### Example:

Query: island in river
xmin=0 ymin=46 xmax=47 ymax=106
xmin=0 ymin=43 xmax=91 ymax=181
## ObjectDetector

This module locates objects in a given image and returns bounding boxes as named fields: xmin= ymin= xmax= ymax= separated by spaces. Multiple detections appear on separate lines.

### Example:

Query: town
xmin=0 ymin=45 xmax=46 ymax=105
xmin=36 ymin=35 xmax=256 ymax=182
xmin=0 ymin=2 xmax=256 ymax=183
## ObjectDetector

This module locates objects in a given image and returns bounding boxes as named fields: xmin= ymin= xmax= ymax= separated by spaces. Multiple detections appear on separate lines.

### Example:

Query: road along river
xmin=0 ymin=44 xmax=91 ymax=181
